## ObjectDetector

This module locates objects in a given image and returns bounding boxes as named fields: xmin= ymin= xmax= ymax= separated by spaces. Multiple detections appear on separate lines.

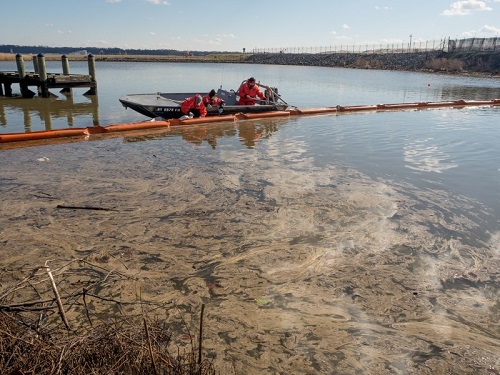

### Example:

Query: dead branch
xmin=144 ymin=317 xmax=159 ymax=375
xmin=56 ymin=204 xmax=116 ymax=211
xmin=45 ymin=261 xmax=70 ymax=330
xmin=198 ymin=304 xmax=205 ymax=368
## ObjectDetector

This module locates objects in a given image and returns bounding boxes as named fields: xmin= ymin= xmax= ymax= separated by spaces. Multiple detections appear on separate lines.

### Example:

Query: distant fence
xmin=449 ymin=37 xmax=500 ymax=52
xmin=252 ymin=37 xmax=499 ymax=54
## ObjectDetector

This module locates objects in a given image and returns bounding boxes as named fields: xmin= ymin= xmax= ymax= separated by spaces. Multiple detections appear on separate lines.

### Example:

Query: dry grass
xmin=94 ymin=53 xmax=250 ymax=63
xmin=0 ymin=53 xmax=19 ymax=61
xmin=0 ymin=52 xmax=250 ymax=63
xmin=0 ymin=258 xmax=217 ymax=375
xmin=0 ymin=53 xmax=89 ymax=62
xmin=0 ymin=314 xmax=216 ymax=375
xmin=424 ymin=57 xmax=465 ymax=72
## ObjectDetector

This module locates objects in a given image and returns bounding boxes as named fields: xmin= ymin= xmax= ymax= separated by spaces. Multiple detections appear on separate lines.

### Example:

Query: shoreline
xmin=1 ymin=51 xmax=499 ymax=78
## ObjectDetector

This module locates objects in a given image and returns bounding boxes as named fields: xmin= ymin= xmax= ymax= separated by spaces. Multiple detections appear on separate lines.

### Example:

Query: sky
xmin=1 ymin=0 xmax=500 ymax=52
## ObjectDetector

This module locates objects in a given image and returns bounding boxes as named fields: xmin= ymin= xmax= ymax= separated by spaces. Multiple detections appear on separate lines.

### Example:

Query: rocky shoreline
xmin=244 ymin=50 xmax=500 ymax=77
xmin=94 ymin=50 xmax=500 ymax=77
xmin=3 ymin=50 xmax=500 ymax=77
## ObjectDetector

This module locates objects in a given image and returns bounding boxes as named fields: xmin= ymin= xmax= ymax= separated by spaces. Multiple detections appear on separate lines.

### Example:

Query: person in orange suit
xmin=203 ymin=89 xmax=226 ymax=114
xmin=180 ymin=94 xmax=207 ymax=118
xmin=237 ymin=77 xmax=266 ymax=105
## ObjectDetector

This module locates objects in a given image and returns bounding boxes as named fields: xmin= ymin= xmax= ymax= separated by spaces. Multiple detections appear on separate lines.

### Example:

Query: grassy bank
xmin=0 ymin=52 xmax=250 ymax=63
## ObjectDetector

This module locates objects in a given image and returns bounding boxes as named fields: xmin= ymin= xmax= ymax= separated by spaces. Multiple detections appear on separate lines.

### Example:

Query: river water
xmin=0 ymin=62 xmax=499 ymax=374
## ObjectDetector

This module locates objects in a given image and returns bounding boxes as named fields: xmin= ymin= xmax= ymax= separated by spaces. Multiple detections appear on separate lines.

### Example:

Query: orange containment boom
xmin=0 ymin=128 xmax=90 ymax=143
xmin=1 ymin=99 xmax=499 ymax=144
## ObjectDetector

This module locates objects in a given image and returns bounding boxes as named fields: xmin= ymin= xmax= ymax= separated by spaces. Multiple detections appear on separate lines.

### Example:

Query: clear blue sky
xmin=1 ymin=0 xmax=499 ymax=52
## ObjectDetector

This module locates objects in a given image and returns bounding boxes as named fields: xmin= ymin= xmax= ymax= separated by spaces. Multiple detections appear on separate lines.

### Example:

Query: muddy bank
xmin=0 ymin=128 xmax=499 ymax=374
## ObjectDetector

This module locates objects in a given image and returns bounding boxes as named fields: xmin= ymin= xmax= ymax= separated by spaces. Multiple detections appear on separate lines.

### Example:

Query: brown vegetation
xmin=0 ymin=258 xmax=217 ymax=375
xmin=0 ymin=52 xmax=248 ymax=63
xmin=424 ymin=57 xmax=465 ymax=72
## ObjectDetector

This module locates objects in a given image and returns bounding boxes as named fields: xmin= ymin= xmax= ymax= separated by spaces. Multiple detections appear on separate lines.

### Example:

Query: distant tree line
xmin=0 ymin=45 xmax=239 ymax=56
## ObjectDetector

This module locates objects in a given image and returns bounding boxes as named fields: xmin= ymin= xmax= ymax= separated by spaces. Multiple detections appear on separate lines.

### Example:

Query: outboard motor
xmin=265 ymin=87 xmax=279 ymax=103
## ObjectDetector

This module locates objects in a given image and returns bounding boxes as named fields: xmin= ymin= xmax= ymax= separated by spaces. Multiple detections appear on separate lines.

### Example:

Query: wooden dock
xmin=0 ymin=54 xmax=97 ymax=98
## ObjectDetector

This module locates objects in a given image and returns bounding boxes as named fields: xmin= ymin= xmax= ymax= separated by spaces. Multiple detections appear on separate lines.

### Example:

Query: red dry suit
xmin=237 ymin=80 xmax=266 ymax=105
xmin=180 ymin=94 xmax=207 ymax=117
xmin=203 ymin=92 xmax=225 ymax=107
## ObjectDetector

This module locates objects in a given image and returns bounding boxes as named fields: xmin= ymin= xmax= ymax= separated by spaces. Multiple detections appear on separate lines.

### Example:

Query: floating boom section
xmin=1 ymin=99 xmax=499 ymax=144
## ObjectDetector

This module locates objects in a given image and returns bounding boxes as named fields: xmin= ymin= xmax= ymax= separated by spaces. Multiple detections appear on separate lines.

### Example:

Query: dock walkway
xmin=0 ymin=54 xmax=97 ymax=98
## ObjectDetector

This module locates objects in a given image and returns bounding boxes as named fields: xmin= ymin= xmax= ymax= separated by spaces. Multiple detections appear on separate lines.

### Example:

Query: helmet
xmin=248 ymin=77 xmax=256 ymax=83
xmin=195 ymin=95 xmax=202 ymax=105
xmin=209 ymin=89 xmax=216 ymax=97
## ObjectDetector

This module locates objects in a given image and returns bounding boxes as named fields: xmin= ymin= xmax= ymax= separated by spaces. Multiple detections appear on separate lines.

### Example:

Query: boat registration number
xmin=155 ymin=107 xmax=181 ymax=112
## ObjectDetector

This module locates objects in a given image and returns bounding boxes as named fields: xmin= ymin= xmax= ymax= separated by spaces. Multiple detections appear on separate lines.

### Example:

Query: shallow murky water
xmin=1 ymin=63 xmax=499 ymax=373
xmin=1 ymin=112 xmax=499 ymax=374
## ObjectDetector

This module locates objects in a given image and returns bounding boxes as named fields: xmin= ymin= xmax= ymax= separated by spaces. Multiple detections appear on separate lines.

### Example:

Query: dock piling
xmin=37 ymin=53 xmax=50 ymax=98
xmin=16 ymin=54 xmax=36 ymax=98
xmin=60 ymin=55 xmax=71 ymax=95
xmin=3 ymin=82 xmax=12 ymax=97
xmin=16 ymin=54 xmax=26 ymax=79
xmin=85 ymin=54 xmax=97 ymax=95
xmin=32 ymin=55 xmax=39 ymax=74
xmin=1 ymin=54 xmax=97 ymax=98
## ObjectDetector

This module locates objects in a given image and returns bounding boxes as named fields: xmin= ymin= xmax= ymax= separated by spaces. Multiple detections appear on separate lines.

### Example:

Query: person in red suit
xmin=180 ymin=94 xmax=207 ymax=118
xmin=203 ymin=89 xmax=226 ymax=114
xmin=237 ymin=77 xmax=266 ymax=105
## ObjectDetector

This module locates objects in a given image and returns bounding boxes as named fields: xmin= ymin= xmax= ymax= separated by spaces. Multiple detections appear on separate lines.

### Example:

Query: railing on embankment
xmin=252 ymin=37 xmax=500 ymax=54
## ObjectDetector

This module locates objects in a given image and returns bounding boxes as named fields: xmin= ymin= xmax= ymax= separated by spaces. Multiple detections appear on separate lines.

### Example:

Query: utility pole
xmin=409 ymin=34 xmax=413 ymax=52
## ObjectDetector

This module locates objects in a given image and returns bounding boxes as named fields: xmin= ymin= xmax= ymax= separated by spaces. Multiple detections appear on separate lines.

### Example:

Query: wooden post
xmin=4 ymin=83 xmax=12 ymax=97
xmin=60 ymin=54 xmax=71 ymax=95
xmin=84 ymin=53 xmax=97 ymax=95
xmin=37 ymin=53 xmax=50 ymax=98
xmin=61 ymin=54 xmax=70 ymax=75
xmin=16 ymin=54 xmax=26 ymax=79
xmin=90 ymin=95 xmax=99 ymax=125
xmin=16 ymin=54 xmax=35 ymax=98
xmin=32 ymin=55 xmax=39 ymax=74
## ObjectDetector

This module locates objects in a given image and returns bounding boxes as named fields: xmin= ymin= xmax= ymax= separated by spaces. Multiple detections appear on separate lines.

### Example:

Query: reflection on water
xmin=440 ymin=85 xmax=500 ymax=101
xmin=124 ymin=118 xmax=287 ymax=149
xmin=0 ymin=95 xmax=99 ymax=132
xmin=404 ymin=138 xmax=458 ymax=173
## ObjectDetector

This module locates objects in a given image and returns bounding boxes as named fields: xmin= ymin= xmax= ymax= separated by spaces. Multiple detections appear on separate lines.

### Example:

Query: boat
xmin=119 ymin=83 xmax=289 ymax=120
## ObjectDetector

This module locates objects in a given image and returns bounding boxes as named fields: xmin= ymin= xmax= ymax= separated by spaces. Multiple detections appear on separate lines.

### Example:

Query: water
xmin=2 ymin=61 xmax=499 ymax=215
xmin=1 ymin=61 xmax=499 ymax=373
xmin=2 ymin=61 xmax=500 ymax=132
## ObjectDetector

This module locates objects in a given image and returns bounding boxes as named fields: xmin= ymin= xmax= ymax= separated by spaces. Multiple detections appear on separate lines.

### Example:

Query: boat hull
xmin=119 ymin=90 xmax=288 ymax=119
